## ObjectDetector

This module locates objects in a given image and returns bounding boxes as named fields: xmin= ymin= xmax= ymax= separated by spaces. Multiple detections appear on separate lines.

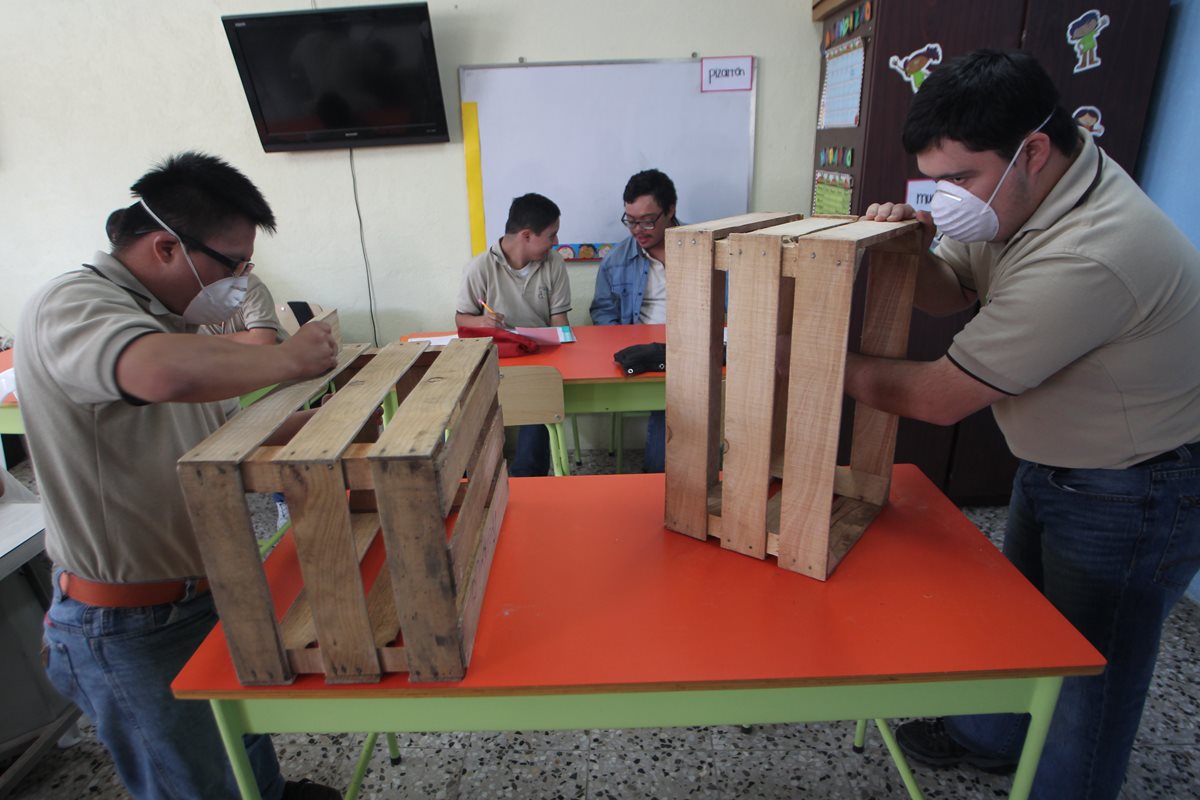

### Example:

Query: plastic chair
xmin=497 ymin=366 xmax=570 ymax=476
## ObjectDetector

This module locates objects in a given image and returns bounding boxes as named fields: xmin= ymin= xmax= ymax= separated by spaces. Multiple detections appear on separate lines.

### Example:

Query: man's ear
xmin=150 ymin=233 xmax=178 ymax=265
xmin=1025 ymin=133 xmax=1053 ymax=176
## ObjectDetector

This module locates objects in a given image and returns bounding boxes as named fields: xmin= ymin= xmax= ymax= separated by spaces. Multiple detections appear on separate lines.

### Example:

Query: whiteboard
xmin=459 ymin=58 xmax=756 ymax=257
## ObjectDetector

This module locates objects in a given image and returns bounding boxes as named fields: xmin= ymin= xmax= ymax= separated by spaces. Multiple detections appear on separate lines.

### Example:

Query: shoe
xmin=283 ymin=779 xmax=342 ymax=799
xmin=895 ymin=718 xmax=1017 ymax=775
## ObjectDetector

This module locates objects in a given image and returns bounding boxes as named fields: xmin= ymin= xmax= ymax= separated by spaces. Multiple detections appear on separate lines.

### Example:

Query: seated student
xmin=201 ymin=273 xmax=287 ymax=344
xmin=456 ymin=193 xmax=571 ymax=476
xmin=589 ymin=169 xmax=679 ymax=472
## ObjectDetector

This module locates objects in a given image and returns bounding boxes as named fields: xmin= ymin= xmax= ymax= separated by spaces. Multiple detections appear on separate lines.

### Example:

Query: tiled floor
xmin=6 ymin=452 xmax=1199 ymax=798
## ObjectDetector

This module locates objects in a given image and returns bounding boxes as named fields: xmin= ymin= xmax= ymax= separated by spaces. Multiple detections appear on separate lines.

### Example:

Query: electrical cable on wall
xmin=348 ymin=148 xmax=381 ymax=347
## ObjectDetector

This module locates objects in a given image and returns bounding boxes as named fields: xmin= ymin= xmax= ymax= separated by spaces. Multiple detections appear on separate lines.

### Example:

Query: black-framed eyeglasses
xmin=620 ymin=212 xmax=665 ymax=231
xmin=177 ymin=233 xmax=253 ymax=276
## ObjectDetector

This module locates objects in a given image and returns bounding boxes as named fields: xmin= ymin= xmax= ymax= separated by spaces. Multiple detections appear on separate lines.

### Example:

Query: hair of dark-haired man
xmin=504 ymin=193 xmax=560 ymax=235
xmin=901 ymin=50 xmax=1080 ymax=161
xmin=108 ymin=151 xmax=276 ymax=251
xmin=623 ymin=169 xmax=677 ymax=213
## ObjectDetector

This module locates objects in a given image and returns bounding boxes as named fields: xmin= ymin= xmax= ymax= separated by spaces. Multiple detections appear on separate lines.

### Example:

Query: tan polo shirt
xmin=936 ymin=131 xmax=1200 ymax=468
xmin=455 ymin=241 xmax=572 ymax=328
xmin=15 ymin=252 xmax=226 ymax=582
xmin=201 ymin=273 xmax=287 ymax=341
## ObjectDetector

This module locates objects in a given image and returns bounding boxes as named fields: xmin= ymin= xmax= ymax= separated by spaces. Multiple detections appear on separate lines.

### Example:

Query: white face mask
xmin=929 ymin=111 xmax=1054 ymax=243
xmin=139 ymin=200 xmax=248 ymax=325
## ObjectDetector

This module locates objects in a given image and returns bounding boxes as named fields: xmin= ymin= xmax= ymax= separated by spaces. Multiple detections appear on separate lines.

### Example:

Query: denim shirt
xmin=590 ymin=236 xmax=650 ymax=325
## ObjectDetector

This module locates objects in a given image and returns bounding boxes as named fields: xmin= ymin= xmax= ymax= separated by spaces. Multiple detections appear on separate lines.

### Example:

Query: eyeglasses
xmin=178 ymin=233 xmax=254 ymax=276
xmin=621 ymin=212 xmax=665 ymax=231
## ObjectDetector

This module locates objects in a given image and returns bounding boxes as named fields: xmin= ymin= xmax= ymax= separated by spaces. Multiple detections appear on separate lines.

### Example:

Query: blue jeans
xmin=945 ymin=450 xmax=1200 ymax=800
xmin=643 ymin=410 xmax=665 ymax=473
xmin=510 ymin=424 xmax=550 ymax=477
xmin=44 ymin=575 xmax=285 ymax=800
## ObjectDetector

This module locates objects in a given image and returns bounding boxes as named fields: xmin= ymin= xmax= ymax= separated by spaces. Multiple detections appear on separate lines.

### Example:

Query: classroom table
xmin=173 ymin=467 xmax=1104 ymax=800
xmin=0 ymin=350 xmax=21 ymax=471
xmin=408 ymin=323 xmax=667 ymax=415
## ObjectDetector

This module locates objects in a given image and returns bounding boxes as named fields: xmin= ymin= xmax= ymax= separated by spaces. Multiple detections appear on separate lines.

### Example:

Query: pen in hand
xmin=477 ymin=297 xmax=514 ymax=330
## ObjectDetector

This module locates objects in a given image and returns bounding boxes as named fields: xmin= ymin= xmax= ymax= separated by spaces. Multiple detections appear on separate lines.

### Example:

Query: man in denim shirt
xmin=590 ymin=169 xmax=678 ymax=472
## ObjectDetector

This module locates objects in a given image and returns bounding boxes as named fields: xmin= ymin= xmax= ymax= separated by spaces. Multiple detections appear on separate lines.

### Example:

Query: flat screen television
xmin=222 ymin=3 xmax=450 ymax=152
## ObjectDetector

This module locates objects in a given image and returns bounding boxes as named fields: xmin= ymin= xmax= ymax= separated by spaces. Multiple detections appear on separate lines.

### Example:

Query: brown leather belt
xmin=58 ymin=572 xmax=210 ymax=608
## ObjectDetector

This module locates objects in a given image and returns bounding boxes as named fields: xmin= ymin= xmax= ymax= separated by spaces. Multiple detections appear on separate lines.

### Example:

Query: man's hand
xmin=862 ymin=202 xmax=937 ymax=252
xmin=279 ymin=321 xmax=338 ymax=379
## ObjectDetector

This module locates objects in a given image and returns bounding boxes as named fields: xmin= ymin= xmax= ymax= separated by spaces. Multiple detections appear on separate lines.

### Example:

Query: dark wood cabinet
xmin=815 ymin=0 xmax=1169 ymax=504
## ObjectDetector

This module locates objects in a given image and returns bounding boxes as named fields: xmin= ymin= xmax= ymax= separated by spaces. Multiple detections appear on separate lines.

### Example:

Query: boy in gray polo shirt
xmin=851 ymin=50 xmax=1200 ymax=799
xmin=18 ymin=153 xmax=341 ymax=800
xmin=456 ymin=193 xmax=571 ymax=476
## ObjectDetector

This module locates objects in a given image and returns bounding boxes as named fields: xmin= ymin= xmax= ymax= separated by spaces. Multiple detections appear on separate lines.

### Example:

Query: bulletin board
xmin=459 ymin=59 xmax=757 ymax=259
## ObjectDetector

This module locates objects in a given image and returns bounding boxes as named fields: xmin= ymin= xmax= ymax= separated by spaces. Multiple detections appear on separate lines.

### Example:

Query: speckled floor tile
xmin=711 ymin=722 xmax=852 ymax=751
xmin=711 ymin=747 xmax=857 ymax=798
xmin=586 ymin=749 xmax=715 ymax=799
xmin=1120 ymin=743 xmax=1200 ymax=798
xmin=345 ymin=744 xmax=466 ymax=800
xmin=8 ymin=717 xmax=127 ymax=799
xmin=459 ymin=748 xmax=589 ymax=798
xmin=471 ymin=729 xmax=590 ymax=752
xmin=588 ymin=726 xmax=710 ymax=752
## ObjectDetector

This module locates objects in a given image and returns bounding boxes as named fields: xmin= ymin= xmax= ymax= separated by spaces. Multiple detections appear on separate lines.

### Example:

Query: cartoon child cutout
xmin=1067 ymin=10 xmax=1110 ymax=74
xmin=889 ymin=44 xmax=943 ymax=93
xmin=556 ymin=245 xmax=575 ymax=259
xmin=1073 ymin=105 xmax=1106 ymax=137
xmin=577 ymin=244 xmax=597 ymax=259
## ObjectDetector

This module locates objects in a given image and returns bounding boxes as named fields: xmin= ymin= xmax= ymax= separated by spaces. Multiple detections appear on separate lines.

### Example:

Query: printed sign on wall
xmin=701 ymin=56 xmax=754 ymax=92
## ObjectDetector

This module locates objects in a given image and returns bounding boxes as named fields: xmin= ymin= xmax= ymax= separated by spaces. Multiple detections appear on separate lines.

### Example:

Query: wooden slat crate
xmin=664 ymin=214 xmax=922 ymax=580
xmin=178 ymin=320 xmax=508 ymax=685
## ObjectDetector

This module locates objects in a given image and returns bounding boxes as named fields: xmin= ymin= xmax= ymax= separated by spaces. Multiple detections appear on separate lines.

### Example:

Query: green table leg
xmin=874 ymin=718 xmax=925 ymax=800
xmin=211 ymin=700 xmax=263 ymax=800
xmin=386 ymin=732 xmax=401 ymax=765
xmin=345 ymin=733 xmax=376 ymax=800
xmin=1009 ymin=677 xmax=1062 ymax=800
xmin=853 ymin=718 xmax=867 ymax=752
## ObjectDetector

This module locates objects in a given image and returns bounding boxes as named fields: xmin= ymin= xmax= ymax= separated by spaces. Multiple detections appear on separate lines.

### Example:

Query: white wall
xmin=0 ymin=0 xmax=821 ymax=344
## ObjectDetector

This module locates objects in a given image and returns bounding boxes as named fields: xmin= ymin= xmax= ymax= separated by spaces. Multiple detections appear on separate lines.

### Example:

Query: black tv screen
xmin=223 ymin=3 xmax=450 ymax=152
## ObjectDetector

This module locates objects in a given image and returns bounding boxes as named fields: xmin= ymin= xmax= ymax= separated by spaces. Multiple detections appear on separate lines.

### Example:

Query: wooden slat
xmin=746 ymin=216 xmax=855 ymax=240
xmin=178 ymin=463 xmax=291 ymax=685
xmin=279 ymin=512 xmax=381 ymax=650
xmin=664 ymin=229 xmax=724 ymax=539
xmin=283 ymin=463 xmax=381 ymax=683
xmin=671 ymin=212 xmax=803 ymax=236
xmin=450 ymin=404 xmax=505 ymax=588
xmin=776 ymin=242 xmax=859 ymax=578
xmin=310 ymin=308 xmax=341 ymax=347
xmin=799 ymin=219 xmax=921 ymax=249
xmin=833 ymin=465 xmax=891 ymax=507
xmin=371 ymin=457 xmax=465 ymax=682
xmin=459 ymin=461 xmax=509 ymax=667
xmin=242 ymin=443 xmax=374 ymax=492
xmin=720 ymin=231 xmax=784 ymax=559
xmin=378 ymin=646 xmax=409 ymax=673
xmin=496 ymin=366 xmax=564 ymax=425
xmin=371 ymin=337 xmax=492 ymax=461
xmin=435 ymin=347 xmax=501 ymax=516
xmin=849 ymin=248 xmax=920 ymax=490
xmin=826 ymin=497 xmax=883 ymax=576
xmin=277 ymin=341 xmax=427 ymax=463
xmin=181 ymin=343 xmax=367 ymax=464
xmin=287 ymin=648 xmax=324 ymax=675
xmin=366 ymin=568 xmax=401 ymax=647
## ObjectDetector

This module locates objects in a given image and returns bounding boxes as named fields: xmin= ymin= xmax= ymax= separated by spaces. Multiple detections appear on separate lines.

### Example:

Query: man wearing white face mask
xmin=16 ymin=153 xmax=341 ymax=800
xmin=850 ymin=50 xmax=1200 ymax=799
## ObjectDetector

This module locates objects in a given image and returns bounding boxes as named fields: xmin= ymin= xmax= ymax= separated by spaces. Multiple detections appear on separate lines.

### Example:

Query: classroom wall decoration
xmin=818 ymin=38 xmax=865 ymax=129
xmin=887 ymin=43 xmax=943 ymax=93
xmin=813 ymin=170 xmax=853 ymax=215
xmin=459 ymin=59 xmax=756 ymax=261
xmin=1066 ymin=9 xmax=1111 ymax=74
xmin=1072 ymin=105 xmax=1106 ymax=137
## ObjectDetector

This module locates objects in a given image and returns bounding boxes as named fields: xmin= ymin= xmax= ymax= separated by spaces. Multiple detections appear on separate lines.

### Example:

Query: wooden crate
xmin=664 ymin=214 xmax=921 ymax=580
xmin=178 ymin=323 xmax=507 ymax=685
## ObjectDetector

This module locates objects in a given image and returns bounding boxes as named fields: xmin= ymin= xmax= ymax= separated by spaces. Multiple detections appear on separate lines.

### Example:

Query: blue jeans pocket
xmin=1046 ymin=469 xmax=1146 ymax=503
xmin=1155 ymin=495 xmax=1200 ymax=588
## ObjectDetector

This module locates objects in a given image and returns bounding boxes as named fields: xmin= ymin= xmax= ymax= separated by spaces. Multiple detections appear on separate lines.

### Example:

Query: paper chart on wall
xmin=818 ymin=38 xmax=865 ymax=129
xmin=813 ymin=171 xmax=853 ymax=215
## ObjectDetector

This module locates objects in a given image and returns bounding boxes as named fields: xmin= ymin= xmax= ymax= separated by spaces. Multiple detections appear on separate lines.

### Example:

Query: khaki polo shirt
xmin=936 ymin=131 xmax=1200 ymax=468
xmin=455 ymin=241 xmax=571 ymax=328
xmin=15 ymin=252 xmax=226 ymax=582
xmin=201 ymin=273 xmax=287 ymax=341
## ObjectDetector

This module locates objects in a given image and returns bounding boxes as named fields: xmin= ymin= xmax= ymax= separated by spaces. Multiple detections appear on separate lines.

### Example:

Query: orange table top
xmin=174 ymin=467 xmax=1103 ymax=699
xmin=406 ymin=324 xmax=665 ymax=383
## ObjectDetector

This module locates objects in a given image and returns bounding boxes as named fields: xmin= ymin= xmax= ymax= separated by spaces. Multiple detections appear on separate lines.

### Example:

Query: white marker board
xmin=459 ymin=58 xmax=756 ymax=257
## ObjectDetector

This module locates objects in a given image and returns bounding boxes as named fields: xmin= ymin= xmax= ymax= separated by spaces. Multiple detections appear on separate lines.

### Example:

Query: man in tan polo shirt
xmin=849 ymin=50 xmax=1200 ymax=799
xmin=16 ymin=153 xmax=341 ymax=800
